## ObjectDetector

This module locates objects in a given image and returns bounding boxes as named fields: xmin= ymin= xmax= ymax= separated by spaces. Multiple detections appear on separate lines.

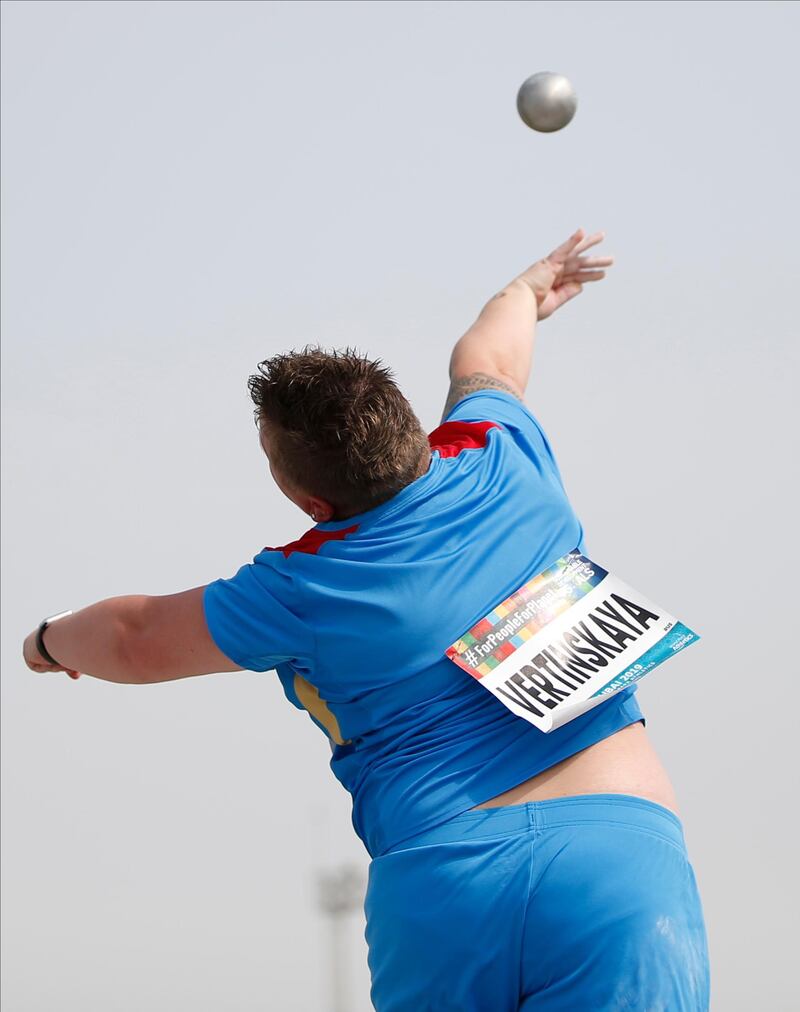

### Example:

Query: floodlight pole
xmin=317 ymin=864 xmax=366 ymax=1012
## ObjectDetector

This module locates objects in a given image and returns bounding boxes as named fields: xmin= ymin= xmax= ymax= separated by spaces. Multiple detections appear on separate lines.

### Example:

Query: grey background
xmin=2 ymin=1 xmax=798 ymax=1009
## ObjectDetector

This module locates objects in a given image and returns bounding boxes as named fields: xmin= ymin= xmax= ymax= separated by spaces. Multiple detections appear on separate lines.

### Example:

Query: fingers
xmin=573 ymin=230 xmax=606 ymax=255
xmin=569 ymin=254 xmax=614 ymax=270
xmin=547 ymin=229 xmax=610 ymax=270
xmin=559 ymin=269 xmax=606 ymax=283
xmin=547 ymin=228 xmax=586 ymax=264
xmin=25 ymin=659 xmax=80 ymax=677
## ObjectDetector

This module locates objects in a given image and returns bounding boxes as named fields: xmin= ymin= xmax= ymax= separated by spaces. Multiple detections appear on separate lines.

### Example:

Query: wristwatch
xmin=36 ymin=610 xmax=73 ymax=667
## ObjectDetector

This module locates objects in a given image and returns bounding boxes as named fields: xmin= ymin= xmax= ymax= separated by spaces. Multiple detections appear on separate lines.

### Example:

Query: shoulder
xmin=438 ymin=383 xmax=567 ymax=482
xmin=428 ymin=416 xmax=504 ymax=459
xmin=262 ymin=524 xmax=361 ymax=560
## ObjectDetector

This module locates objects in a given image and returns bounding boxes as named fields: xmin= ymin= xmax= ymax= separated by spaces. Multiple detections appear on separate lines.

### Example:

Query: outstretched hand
xmin=23 ymin=630 xmax=81 ymax=679
xmin=514 ymin=229 xmax=614 ymax=321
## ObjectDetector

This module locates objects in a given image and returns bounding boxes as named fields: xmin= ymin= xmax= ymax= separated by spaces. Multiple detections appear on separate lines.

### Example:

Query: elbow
xmin=115 ymin=634 xmax=152 ymax=684
xmin=114 ymin=597 xmax=157 ymax=684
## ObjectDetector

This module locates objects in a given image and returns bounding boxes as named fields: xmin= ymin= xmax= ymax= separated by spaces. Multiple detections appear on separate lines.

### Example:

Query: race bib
xmin=446 ymin=550 xmax=698 ymax=733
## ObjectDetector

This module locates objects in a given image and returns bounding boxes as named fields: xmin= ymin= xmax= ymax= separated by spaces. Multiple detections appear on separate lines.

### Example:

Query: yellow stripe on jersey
xmin=294 ymin=673 xmax=351 ymax=746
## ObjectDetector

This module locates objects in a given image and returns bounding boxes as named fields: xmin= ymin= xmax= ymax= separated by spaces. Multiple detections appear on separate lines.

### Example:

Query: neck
xmin=329 ymin=449 xmax=432 ymax=523
xmin=416 ymin=448 xmax=433 ymax=477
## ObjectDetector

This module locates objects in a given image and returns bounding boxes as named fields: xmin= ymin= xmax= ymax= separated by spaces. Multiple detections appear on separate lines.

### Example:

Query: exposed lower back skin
xmin=472 ymin=721 xmax=681 ymax=817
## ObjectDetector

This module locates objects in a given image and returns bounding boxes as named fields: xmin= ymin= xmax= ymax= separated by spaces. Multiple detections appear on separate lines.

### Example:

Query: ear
xmin=308 ymin=497 xmax=335 ymax=523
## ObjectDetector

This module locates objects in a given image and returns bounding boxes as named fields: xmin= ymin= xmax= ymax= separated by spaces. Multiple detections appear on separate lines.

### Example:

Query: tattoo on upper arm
xmin=440 ymin=371 xmax=523 ymax=423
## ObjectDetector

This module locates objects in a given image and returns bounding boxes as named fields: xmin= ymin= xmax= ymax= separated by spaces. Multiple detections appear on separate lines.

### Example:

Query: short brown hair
xmin=248 ymin=344 xmax=431 ymax=519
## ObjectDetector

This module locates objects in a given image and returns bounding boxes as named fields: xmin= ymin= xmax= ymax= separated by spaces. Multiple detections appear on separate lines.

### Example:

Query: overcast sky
xmin=2 ymin=1 xmax=798 ymax=1009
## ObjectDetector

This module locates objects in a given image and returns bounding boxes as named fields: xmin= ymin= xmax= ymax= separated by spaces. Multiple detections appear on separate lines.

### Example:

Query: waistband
xmin=384 ymin=793 xmax=686 ymax=853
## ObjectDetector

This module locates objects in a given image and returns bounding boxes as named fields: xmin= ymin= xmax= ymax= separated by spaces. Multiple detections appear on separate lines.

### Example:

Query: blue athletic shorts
xmin=364 ymin=793 xmax=710 ymax=1011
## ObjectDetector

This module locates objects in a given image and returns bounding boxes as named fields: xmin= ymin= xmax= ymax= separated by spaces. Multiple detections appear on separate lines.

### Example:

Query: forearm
xmin=41 ymin=596 xmax=148 ymax=684
xmin=449 ymin=278 xmax=537 ymax=392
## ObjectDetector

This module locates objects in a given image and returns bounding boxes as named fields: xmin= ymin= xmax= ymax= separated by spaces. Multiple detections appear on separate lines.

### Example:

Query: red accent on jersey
xmin=263 ymin=420 xmax=496 ymax=557
xmin=428 ymin=419 xmax=500 ymax=458
xmin=263 ymin=523 xmax=360 ymax=559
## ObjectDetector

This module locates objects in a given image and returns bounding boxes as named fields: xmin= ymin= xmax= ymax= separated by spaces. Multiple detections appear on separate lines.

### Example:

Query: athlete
xmin=24 ymin=228 xmax=710 ymax=1010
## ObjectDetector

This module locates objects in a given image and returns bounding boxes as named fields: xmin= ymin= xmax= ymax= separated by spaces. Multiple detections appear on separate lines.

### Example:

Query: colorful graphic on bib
xmin=447 ymin=552 xmax=606 ymax=678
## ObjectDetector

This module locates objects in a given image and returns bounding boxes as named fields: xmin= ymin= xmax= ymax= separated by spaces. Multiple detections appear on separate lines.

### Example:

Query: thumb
xmin=554 ymin=281 xmax=583 ymax=306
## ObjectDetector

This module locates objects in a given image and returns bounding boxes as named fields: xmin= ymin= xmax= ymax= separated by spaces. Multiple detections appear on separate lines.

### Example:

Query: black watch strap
xmin=36 ymin=611 xmax=73 ymax=667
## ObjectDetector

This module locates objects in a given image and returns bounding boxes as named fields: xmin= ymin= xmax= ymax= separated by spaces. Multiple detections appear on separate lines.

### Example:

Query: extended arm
xmin=445 ymin=280 xmax=538 ymax=413
xmin=23 ymin=587 xmax=242 ymax=684
xmin=442 ymin=229 xmax=613 ymax=422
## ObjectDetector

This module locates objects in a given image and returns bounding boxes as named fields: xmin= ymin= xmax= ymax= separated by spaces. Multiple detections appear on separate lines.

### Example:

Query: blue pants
xmin=365 ymin=794 xmax=710 ymax=1011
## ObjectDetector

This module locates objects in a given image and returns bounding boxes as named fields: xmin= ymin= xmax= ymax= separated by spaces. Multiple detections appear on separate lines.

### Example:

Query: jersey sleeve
xmin=444 ymin=388 xmax=564 ymax=482
xmin=203 ymin=557 xmax=314 ymax=672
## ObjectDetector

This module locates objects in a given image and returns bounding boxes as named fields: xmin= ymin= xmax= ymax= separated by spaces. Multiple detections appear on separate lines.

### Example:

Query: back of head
xmin=248 ymin=344 xmax=431 ymax=520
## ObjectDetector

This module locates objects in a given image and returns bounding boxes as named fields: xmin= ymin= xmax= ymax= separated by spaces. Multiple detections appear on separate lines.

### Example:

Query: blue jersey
xmin=203 ymin=389 xmax=644 ymax=857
